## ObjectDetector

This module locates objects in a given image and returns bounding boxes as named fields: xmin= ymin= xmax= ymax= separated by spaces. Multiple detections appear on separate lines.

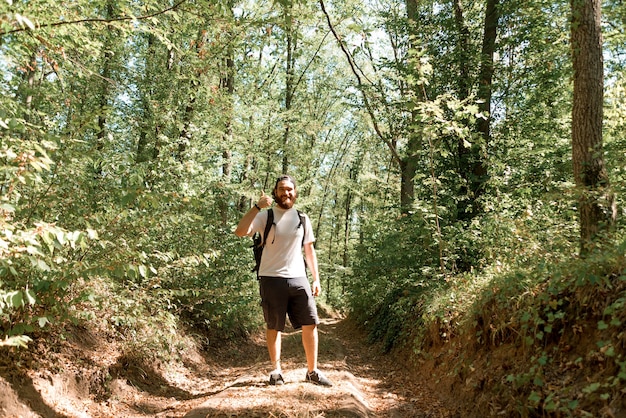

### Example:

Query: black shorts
xmin=258 ymin=276 xmax=319 ymax=331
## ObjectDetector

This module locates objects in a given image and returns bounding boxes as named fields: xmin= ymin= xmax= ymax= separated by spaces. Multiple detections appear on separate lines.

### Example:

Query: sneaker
xmin=269 ymin=370 xmax=284 ymax=385
xmin=305 ymin=369 xmax=333 ymax=387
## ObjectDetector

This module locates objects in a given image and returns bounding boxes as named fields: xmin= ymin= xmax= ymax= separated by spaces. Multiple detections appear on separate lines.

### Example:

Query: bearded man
xmin=234 ymin=175 xmax=332 ymax=387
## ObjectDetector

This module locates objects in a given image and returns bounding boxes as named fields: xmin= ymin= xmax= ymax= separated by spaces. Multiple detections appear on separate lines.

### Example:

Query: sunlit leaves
xmin=0 ymin=335 xmax=32 ymax=348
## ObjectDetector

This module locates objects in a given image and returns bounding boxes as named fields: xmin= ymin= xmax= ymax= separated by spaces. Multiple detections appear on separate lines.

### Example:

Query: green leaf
xmin=25 ymin=289 xmax=36 ymax=305
xmin=37 ymin=259 xmax=50 ymax=271
xmin=544 ymin=396 xmax=557 ymax=411
xmin=26 ymin=246 xmax=44 ymax=256
xmin=582 ymin=382 xmax=600 ymax=393
xmin=528 ymin=391 xmax=541 ymax=405
xmin=56 ymin=230 xmax=66 ymax=246
xmin=29 ymin=257 xmax=50 ymax=271
xmin=10 ymin=291 xmax=24 ymax=308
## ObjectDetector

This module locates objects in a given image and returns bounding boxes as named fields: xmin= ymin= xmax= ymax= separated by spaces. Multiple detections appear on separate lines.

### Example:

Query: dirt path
xmin=176 ymin=318 xmax=449 ymax=418
xmin=1 ymin=317 xmax=455 ymax=417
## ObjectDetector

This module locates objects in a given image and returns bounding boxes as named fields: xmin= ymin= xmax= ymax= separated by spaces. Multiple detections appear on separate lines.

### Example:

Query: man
xmin=234 ymin=175 xmax=332 ymax=387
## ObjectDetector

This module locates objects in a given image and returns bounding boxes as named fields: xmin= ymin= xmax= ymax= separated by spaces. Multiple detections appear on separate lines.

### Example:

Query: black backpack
xmin=252 ymin=209 xmax=306 ymax=275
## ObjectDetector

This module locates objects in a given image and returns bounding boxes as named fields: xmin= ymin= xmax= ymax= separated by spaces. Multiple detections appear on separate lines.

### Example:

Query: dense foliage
xmin=2 ymin=0 xmax=626 ymax=415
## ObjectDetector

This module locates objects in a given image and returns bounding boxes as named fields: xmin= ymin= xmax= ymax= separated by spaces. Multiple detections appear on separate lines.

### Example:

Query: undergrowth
xmin=347 ymin=206 xmax=626 ymax=416
xmin=412 ymin=241 xmax=626 ymax=417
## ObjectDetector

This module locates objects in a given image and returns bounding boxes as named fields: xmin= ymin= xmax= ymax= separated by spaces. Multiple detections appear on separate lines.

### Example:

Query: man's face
xmin=274 ymin=179 xmax=296 ymax=209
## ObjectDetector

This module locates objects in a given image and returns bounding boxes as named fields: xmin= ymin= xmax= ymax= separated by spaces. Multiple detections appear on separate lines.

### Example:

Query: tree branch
xmin=1 ymin=0 xmax=189 ymax=36
xmin=319 ymin=0 xmax=402 ymax=167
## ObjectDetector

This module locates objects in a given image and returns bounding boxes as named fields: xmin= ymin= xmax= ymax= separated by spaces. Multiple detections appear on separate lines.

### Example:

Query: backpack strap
xmin=263 ymin=209 xmax=274 ymax=246
xmin=252 ymin=209 xmax=274 ymax=276
xmin=297 ymin=210 xmax=306 ymax=248
xmin=297 ymin=210 xmax=308 ymax=270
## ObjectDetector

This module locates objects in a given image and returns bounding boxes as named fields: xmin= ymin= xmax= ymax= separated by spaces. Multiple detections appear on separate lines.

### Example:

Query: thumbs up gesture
xmin=257 ymin=190 xmax=273 ymax=209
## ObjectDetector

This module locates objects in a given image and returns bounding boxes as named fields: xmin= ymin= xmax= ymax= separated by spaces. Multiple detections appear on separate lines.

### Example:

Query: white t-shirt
xmin=250 ymin=207 xmax=314 ymax=278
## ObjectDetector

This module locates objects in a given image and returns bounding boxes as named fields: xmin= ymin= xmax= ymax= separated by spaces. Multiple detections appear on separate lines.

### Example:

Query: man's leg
xmin=267 ymin=328 xmax=282 ymax=371
xmin=302 ymin=324 xmax=332 ymax=386
xmin=301 ymin=324 xmax=318 ymax=372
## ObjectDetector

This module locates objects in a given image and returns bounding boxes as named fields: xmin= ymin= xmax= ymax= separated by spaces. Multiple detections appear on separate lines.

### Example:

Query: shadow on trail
xmin=184 ymin=396 xmax=374 ymax=418
xmin=110 ymin=354 xmax=199 ymax=400
xmin=185 ymin=407 xmax=368 ymax=418
xmin=0 ymin=367 xmax=72 ymax=418
xmin=110 ymin=353 xmax=268 ymax=403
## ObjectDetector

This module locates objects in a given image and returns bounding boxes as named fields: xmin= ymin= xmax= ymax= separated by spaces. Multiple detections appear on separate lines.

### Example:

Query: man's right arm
xmin=234 ymin=205 xmax=261 ymax=237
xmin=234 ymin=191 xmax=273 ymax=237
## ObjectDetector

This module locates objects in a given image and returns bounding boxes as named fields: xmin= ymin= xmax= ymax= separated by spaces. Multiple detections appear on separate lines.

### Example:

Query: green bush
xmin=346 ymin=212 xmax=446 ymax=346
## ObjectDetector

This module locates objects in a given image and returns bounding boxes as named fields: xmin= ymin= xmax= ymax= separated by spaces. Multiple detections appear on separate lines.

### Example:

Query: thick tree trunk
xmin=570 ymin=0 xmax=616 ymax=252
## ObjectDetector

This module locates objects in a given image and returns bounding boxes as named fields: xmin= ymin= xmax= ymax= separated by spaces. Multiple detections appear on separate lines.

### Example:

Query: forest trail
xmin=1 ymin=317 xmax=456 ymax=418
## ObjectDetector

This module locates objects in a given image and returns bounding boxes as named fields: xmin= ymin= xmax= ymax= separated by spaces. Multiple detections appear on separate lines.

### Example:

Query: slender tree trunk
xmin=178 ymin=95 xmax=196 ymax=161
xmin=137 ymin=33 xmax=158 ymax=164
xmin=343 ymin=188 xmax=352 ymax=268
xmin=454 ymin=0 xmax=472 ymax=221
xmin=459 ymin=0 xmax=499 ymax=221
xmin=282 ymin=0 xmax=297 ymax=174
xmin=177 ymin=27 xmax=208 ymax=162
xmin=322 ymin=0 xmax=415 ymax=212
xmin=22 ymin=53 xmax=36 ymax=118
xmin=402 ymin=0 xmax=424 ymax=214
xmin=454 ymin=0 xmax=471 ymax=100
xmin=92 ymin=0 xmax=116 ymax=184
xmin=219 ymin=1 xmax=236 ymax=227
xmin=477 ymin=0 xmax=499 ymax=145
xmin=399 ymin=153 xmax=417 ymax=212
xmin=96 ymin=1 xmax=116 ymax=153
xmin=570 ymin=0 xmax=616 ymax=253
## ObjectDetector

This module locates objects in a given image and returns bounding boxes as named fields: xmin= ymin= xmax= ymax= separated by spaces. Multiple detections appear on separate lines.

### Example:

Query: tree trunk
xmin=96 ymin=1 xmax=116 ymax=153
xmin=137 ymin=34 xmax=157 ymax=164
xmin=453 ymin=0 xmax=472 ymax=221
xmin=570 ymin=0 xmax=616 ymax=253
xmin=459 ymin=0 xmax=499 ymax=221
xmin=453 ymin=0 xmax=471 ymax=101
xmin=219 ymin=2 xmax=236 ymax=227
xmin=399 ymin=155 xmax=417 ymax=212
xmin=282 ymin=0 xmax=297 ymax=174
xmin=402 ymin=0 xmax=424 ymax=214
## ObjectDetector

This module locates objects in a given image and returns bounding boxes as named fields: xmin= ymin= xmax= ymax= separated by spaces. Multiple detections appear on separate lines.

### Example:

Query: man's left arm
xmin=304 ymin=242 xmax=321 ymax=297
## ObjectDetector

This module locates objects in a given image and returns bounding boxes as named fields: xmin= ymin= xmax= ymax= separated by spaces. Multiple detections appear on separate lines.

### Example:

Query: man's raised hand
xmin=257 ymin=190 xmax=273 ymax=209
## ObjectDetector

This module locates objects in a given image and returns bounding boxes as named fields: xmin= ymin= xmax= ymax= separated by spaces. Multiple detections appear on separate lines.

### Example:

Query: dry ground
xmin=0 ymin=317 xmax=456 ymax=418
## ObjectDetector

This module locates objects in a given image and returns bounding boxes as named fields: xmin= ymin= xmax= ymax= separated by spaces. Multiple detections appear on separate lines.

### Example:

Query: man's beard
xmin=276 ymin=195 xmax=295 ymax=209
